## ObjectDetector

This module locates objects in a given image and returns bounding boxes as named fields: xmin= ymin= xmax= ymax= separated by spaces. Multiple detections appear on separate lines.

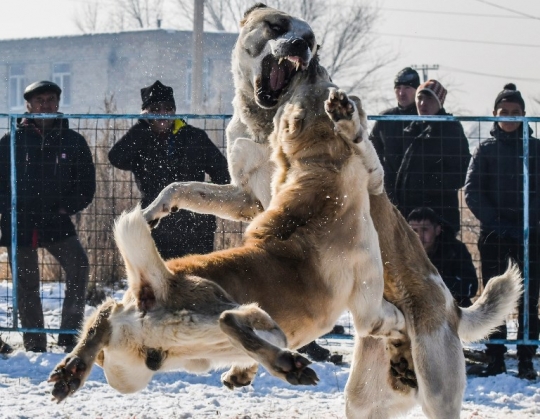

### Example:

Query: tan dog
xmin=49 ymin=76 xmax=409 ymax=403
xmin=142 ymin=4 xmax=522 ymax=418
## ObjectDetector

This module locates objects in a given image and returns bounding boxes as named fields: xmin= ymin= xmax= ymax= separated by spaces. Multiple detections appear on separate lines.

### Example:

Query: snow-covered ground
xmin=0 ymin=280 xmax=539 ymax=418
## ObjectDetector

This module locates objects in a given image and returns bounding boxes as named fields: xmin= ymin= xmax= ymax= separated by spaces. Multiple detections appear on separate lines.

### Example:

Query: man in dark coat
xmin=407 ymin=207 xmax=478 ymax=307
xmin=393 ymin=80 xmax=471 ymax=234
xmin=109 ymin=81 xmax=230 ymax=259
xmin=465 ymin=83 xmax=539 ymax=380
xmin=370 ymin=67 xmax=420 ymax=202
xmin=0 ymin=81 xmax=96 ymax=352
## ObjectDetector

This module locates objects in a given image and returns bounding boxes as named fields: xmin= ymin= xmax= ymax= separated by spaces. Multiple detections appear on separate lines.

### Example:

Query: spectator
xmin=407 ymin=207 xmax=478 ymax=307
xmin=392 ymin=79 xmax=471 ymax=234
xmin=0 ymin=81 xmax=96 ymax=353
xmin=370 ymin=67 xmax=420 ymax=202
xmin=465 ymin=83 xmax=539 ymax=380
xmin=109 ymin=80 xmax=230 ymax=259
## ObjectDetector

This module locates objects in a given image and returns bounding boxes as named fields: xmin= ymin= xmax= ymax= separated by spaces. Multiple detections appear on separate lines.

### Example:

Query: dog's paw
xmin=387 ymin=338 xmax=417 ymax=390
xmin=325 ymin=88 xmax=355 ymax=123
xmin=274 ymin=351 xmax=319 ymax=386
xmin=48 ymin=356 xmax=89 ymax=403
xmin=221 ymin=364 xmax=259 ymax=390
xmin=142 ymin=183 xmax=185 ymax=228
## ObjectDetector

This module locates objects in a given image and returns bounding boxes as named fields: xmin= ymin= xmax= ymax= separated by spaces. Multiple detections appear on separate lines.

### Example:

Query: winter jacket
xmin=393 ymin=109 xmax=471 ymax=233
xmin=369 ymin=104 xmax=417 ymax=202
xmin=108 ymin=119 xmax=230 ymax=258
xmin=464 ymin=123 xmax=540 ymax=239
xmin=428 ymin=230 xmax=478 ymax=306
xmin=0 ymin=117 xmax=96 ymax=247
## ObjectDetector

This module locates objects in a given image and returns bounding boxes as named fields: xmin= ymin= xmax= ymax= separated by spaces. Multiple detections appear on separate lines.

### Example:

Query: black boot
xmin=298 ymin=341 xmax=330 ymax=362
xmin=478 ymin=354 xmax=506 ymax=377
xmin=518 ymin=358 xmax=537 ymax=380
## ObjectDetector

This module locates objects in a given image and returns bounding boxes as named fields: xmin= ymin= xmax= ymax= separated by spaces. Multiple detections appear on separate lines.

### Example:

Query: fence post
xmin=9 ymin=116 xmax=18 ymax=330
xmin=522 ymin=117 xmax=530 ymax=342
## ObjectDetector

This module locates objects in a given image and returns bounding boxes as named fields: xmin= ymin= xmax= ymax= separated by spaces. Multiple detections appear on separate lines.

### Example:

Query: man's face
xmin=26 ymin=91 xmax=60 ymax=129
xmin=408 ymin=219 xmax=441 ymax=253
xmin=394 ymin=85 xmax=416 ymax=108
xmin=493 ymin=101 xmax=525 ymax=133
xmin=146 ymin=101 xmax=175 ymax=134
xmin=416 ymin=91 xmax=441 ymax=115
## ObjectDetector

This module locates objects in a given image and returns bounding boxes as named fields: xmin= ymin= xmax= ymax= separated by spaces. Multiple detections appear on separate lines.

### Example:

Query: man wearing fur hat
xmin=465 ymin=84 xmax=539 ymax=379
xmin=370 ymin=67 xmax=420 ymax=202
xmin=392 ymin=79 xmax=471 ymax=234
xmin=109 ymin=80 xmax=230 ymax=259
xmin=0 ymin=80 xmax=96 ymax=353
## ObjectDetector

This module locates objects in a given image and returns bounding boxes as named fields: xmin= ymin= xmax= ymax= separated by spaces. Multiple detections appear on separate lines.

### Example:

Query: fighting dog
xmin=142 ymin=4 xmax=522 ymax=418
xmin=49 ymin=77 xmax=409 ymax=403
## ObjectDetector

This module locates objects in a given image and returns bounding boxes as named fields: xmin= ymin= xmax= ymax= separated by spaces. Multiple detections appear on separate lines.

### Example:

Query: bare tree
xmin=74 ymin=0 xmax=165 ymax=32
xmin=74 ymin=1 xmax=100 ymax=34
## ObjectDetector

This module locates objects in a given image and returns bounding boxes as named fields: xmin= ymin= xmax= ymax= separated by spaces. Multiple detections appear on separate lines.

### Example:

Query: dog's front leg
xmin=143 ymin=138 xmax=273 ymax=227
xmin=325 ymin=88 xmax=384 ymax=195
xmin=219 ymin=304 xmax=318 ymax=387
xmin=143 ymin=182 xmax=263 ymax=227
xmin=48 ymin=300 xmax=115 ymax=403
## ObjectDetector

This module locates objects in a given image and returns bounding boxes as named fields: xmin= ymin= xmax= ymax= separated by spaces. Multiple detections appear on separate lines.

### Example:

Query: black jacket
xmin=465 ymin=123 xmax=540 ymax=239
xmin=109 ymin=119 xmax=230 ymax=258
xmin=369 ymin=104 xmax=417 ymax=202
xmin=0 ymin=117 xmax=96 ymax=246
xmin=428 ymin=230 xmax=478 ymax=306
xmin=394 ymin=109 xmax=471 ymax=233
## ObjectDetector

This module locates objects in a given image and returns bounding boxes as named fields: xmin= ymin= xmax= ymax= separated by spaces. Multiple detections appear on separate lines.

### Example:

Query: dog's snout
xmin=272 ymin=37 xmax=311 ymax=61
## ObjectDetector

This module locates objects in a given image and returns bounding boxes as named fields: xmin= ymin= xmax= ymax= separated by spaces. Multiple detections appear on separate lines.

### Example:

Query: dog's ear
xmin=240 ymin=3 xmax=268 ymax=26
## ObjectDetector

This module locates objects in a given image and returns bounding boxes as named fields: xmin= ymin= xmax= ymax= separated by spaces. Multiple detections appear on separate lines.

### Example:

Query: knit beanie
xmin=494 ymin=83 xmax=525 ymax=111
xmin=394 ymin=67 xmax=420 ymax=89
xmin=416 ymin=79 xmax=447 ymax=109
xmin=141 ymin=80 xmax=176 ymax=110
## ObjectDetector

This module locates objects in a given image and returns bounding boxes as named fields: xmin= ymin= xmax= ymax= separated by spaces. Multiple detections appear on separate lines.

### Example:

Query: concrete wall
xmin=0 ymin=29 xmax=237 ymax=115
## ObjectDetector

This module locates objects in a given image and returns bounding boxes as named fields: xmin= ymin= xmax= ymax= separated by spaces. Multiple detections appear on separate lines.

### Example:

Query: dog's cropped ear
xmin=240 ymin=3 xmax=268 ymax=26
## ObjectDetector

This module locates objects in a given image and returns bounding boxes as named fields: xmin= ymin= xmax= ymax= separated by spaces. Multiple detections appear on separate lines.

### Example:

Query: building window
xmin=185 ymin=59 xmax=211 ymax=103
xmin=53 ymin=63 xmax=71 ymax=106
xmin=9 ymin=64 xmax=25 ymax=110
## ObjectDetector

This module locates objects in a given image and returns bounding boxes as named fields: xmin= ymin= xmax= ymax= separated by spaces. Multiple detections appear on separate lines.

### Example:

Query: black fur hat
xmin=494 ymin=83 xmax=525 ymax=111
xmin=141 ymin=80 xmax=175 ymax=110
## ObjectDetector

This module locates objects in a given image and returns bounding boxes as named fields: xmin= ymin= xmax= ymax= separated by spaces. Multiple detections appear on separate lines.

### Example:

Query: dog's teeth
xmin=278 ymin=57 xmax=284 ymax=65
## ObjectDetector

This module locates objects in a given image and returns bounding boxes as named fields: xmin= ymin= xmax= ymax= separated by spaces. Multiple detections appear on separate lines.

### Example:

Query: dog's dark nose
xmin=275 ymin=37 xmax=310 ymax=61
xmin=287 ymin=37 xmax=309 ymax=57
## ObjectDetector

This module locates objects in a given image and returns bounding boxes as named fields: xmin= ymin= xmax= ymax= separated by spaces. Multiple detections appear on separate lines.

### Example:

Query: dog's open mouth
xmin=256 ymin=54 xmax=308 ymax=108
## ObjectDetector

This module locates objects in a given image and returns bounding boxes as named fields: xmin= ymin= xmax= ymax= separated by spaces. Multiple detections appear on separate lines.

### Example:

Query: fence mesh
xmin=0 ymin=114 xmax=539 ymax=347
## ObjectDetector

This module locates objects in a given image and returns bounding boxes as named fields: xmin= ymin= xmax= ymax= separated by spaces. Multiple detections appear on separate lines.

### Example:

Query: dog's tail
xmin=114 ymin=205 xmax=173 ymax=303
xmin=458 ymin=261 xmax=522 ymax=343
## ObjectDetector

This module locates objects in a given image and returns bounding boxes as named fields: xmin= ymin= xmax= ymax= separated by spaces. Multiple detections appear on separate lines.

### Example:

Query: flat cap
xmin=23 ymin=80 xmax=62 ymax=100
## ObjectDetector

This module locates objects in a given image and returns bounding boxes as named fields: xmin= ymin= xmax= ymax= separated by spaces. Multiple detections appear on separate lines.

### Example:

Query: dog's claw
xmin=147 ymin=218 xmax=160 ymax=229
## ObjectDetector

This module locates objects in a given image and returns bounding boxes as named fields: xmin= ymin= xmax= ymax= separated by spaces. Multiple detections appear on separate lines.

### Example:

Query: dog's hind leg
xmin=219 ymin=303 xmax=319 ymax=387
xmin=221 ymin=363 xmax=260 ymax=389
xmin=413 ymin=331 xmax=464 ymax=419
xmin=345 ymin=337 xmax=416 ymax=419
xmin=49 ymin=299 xmax=115 ymax=403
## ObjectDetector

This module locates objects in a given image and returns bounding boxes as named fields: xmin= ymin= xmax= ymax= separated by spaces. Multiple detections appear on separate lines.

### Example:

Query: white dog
xmin=141 ymin=5 xmax=521 ymax=418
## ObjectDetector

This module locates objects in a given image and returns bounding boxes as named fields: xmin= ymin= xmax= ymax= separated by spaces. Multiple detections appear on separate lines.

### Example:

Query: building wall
xmin=0 ymin=29 xmax=237 ymax=115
